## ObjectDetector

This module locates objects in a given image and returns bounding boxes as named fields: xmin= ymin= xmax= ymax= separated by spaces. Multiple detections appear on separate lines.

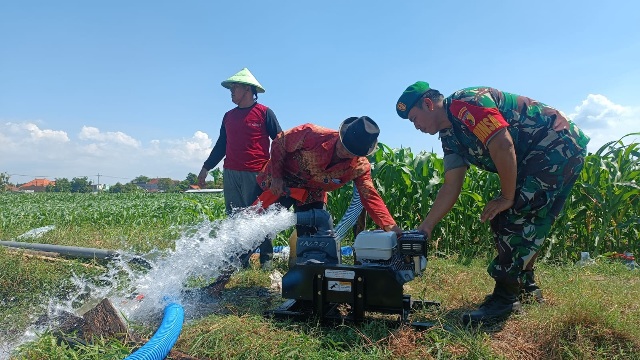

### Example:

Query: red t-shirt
xmin=203 ymin=103 xmax=281 ymax=172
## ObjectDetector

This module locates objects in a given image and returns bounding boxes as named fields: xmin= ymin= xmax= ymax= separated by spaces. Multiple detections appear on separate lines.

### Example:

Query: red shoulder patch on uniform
xmin=449 ymin=100 xmax=509 ymax=145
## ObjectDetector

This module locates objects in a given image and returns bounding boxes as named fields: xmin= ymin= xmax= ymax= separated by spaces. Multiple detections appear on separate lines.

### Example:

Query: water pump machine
xmin=266 ymin=209 xmax=439 ymax=327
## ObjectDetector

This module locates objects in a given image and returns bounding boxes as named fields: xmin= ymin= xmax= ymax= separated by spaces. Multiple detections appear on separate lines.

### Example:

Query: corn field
xmin=1 ymin=133 xmax=638 ymax=262
xmin=328 ymin=132 xmax=640 ymax=261
xmin=0 ymin=193 xmax=224 ymax=234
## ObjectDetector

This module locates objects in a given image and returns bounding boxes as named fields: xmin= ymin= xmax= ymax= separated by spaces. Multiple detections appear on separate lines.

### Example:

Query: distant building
xmin=134 ymin=178 xmax=179 ymax=192
xmin=136 ymin=183 xmax=159 ymax=192
xmin=91 ymin=184 xmax=108 ymax=192
xmin=18 ymin=178 xmax=55 ymax=192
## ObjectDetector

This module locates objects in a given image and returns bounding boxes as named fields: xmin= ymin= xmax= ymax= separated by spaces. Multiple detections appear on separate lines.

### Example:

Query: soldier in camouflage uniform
xmin=395 ymin=81 xmax=589 ymax=325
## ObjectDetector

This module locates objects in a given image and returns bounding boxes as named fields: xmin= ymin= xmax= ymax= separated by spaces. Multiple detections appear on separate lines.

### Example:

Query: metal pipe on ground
xmin=0 ymin=240 xmax=118 ymax=260
xmin=1 ymin=240 xmax=153 ymax=269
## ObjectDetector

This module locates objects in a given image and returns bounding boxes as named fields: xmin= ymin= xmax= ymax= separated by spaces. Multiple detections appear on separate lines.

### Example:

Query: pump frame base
xmin=265 ymin=263 xmax=440 ymax=329
xmin=266 ymin=297 xmax=440 ymax=329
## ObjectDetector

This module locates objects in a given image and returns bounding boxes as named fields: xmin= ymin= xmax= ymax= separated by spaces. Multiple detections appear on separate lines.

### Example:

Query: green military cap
xmin=396 ymin=81 xmax=430 ymax=119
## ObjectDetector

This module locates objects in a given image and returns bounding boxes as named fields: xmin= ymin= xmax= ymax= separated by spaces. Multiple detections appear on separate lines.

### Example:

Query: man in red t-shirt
xmin=197 ymin=68 xmax=282 ymax=269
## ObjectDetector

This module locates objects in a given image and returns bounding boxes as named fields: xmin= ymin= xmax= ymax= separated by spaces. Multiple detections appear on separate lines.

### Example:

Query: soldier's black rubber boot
xmin=520 ymin=270 xmax=545 ymax=304
xmin=462 ymin=282 xmax=522 ymax=326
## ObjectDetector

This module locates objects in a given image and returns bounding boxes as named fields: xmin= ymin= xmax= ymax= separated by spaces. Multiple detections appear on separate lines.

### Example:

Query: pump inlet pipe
xmin=125 ymin=303 xmax=185 ymax=360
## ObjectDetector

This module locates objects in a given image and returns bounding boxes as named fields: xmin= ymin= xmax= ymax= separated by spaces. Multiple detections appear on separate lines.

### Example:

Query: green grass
xmin=4 ymin=252 xmax=640 ymax=360
xmin=2 ymin=191 xmax=639 ymax=359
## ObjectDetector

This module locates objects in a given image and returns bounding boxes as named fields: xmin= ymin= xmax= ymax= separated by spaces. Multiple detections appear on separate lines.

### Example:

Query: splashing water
xmin=1 ymin=205 xmax=295 ymax=359
xmin=114 ymin=205 xmax=296 ymax=320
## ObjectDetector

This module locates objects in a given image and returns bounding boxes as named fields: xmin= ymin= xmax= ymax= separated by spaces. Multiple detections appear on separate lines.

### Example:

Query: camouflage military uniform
xmin=439 ymin=87 xmax=590 ymax=285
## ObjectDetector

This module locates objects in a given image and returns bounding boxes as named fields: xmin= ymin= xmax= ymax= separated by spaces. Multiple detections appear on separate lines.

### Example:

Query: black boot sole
xmin=461 ymin=303 xmax=522 ymax=326
xmin=519 ymin=288 xmax=545 ymax=304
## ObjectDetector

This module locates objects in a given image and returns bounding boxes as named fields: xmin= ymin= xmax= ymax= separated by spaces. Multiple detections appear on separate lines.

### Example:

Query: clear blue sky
xmin=2 ymin=1 xmax=639 ymax=185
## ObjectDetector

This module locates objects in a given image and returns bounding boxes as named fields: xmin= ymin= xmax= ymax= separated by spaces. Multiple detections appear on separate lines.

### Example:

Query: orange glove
xmin=253 ymin=188 xmax=308 ymax=209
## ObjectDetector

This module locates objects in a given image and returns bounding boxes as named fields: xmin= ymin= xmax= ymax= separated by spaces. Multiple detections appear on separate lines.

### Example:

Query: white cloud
xmin=2 ymin=95 xmax=637 ymax=186
xmin=0 ymin=122 xmax=73 ymax=164
xmin=0 ymin=122 xmax=214 ymax=185
xmin=164 ymin=131 xmax=213 ymax=162
xmin=78 ymin=126 xmax=140 ymax=147
xmin=569 ymin=94 xmax=640 ymax=152
xmin=4 ymin=122 xmax=70 ymax=143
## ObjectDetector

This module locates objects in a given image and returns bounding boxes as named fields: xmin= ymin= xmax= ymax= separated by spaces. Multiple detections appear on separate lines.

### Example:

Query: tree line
xmin=0 ymin=169 xmax=224 ymax=193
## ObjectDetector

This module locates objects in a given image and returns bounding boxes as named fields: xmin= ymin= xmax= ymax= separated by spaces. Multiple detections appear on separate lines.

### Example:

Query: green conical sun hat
xmin=221 ymin=67 xmax=266 ymax=93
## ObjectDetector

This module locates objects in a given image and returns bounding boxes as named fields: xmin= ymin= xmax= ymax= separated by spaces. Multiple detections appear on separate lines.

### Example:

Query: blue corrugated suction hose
xmin=125 ymin=303 xmax=185 ymax=360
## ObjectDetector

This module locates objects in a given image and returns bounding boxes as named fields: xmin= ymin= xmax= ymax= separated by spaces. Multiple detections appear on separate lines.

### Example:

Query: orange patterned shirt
xmin=256 ymin=123 xmax=395 ymax=228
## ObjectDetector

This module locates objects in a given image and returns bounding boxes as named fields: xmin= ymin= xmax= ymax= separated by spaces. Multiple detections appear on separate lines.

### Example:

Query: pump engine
xmin=267 ymin=209 xmax=439 ymax=327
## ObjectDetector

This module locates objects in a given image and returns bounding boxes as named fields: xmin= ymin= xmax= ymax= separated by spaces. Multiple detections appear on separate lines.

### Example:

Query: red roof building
xmin=18 ymin=178 xmax=55 ymax=192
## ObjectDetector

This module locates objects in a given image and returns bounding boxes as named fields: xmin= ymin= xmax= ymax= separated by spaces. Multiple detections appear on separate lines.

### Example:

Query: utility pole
xmin=96 ymin=173 xmax=101 ymax=192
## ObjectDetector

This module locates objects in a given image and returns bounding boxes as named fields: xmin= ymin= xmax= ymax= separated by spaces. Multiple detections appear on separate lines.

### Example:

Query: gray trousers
xmin=223 ymin=168 xmax=272 ymax=264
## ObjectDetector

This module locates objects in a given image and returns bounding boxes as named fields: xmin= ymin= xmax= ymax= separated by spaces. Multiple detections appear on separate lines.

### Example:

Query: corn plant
xmin=551 ymin=133 xmax=640 ymax=258
xmin=0 ymin=193 xmax=225 ymax=239
xmin=328 ymin=134 xmax=640 ymax=261
xmin=4 ymin=134 xmax=638 ymax=261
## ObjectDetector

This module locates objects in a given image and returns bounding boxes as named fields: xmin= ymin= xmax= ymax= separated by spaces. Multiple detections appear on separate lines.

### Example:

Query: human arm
xmin=265 ymin=108 xmax=282 ymax=139
xmin=418 ymin=166 xmax=466 ymax=239
xmin=551 ymin=111 xmax=570 ymax=131
xmin=267 ymin=125 xmax=312 ymax=196
xmin=198 ymin=123 xmax=227 ymax=187
xmin=537 ymin=104 xmax=570 ymax=131
xmin=352 ymin=167 xmax=402 ymax=235
xmin=541 ymin=106 xmax=590 ymax=148
xmin=448 ymin=94 xmax=516 ymax=222
xmin=480 ymin=128 xmax=516 ymax=222
xmin=264 ymin=108 xmax=284 ymax=193
xmin=385 ymin=224 xmax=402 ymax=235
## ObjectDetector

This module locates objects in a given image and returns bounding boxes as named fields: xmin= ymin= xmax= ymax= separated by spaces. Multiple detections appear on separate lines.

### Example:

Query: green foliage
xmin=48 ymin=178 xmax=72 ymax=192
xmin=328 ymin=142 xmax=497 ymax=254
xmin=546 ymin=133 xmax=640 ymax=259
xmin=0 ymin=171 xmax=11 ymax=192
xmin=108 ymin=182 xmax=144 ymax=193
xmin=2 ymin=168 xmax=640 ymax=359
xmin=15 ymin=332 xmax=132 ymax=359
xmin=329 ymin=134 xmax=640 ymax=260
xmin=184 ymin=172 xmax=198 ymax=185
xmin=0 ymin=246 xmax=100 ymax=345
xmin=207 ymin=168 xmax=224 ymax=188
xmin=10 ymin=258 xmax=639 ymax=359
xmin=43 ymin=177 xmax=94 ymax=193
xmin=131 ymin=175 xmax=150 ymax=184
xmin=156 ymin=177 xmax=177 ymax=192
xmin=0 ymin=193 xmax=224 ymax=241
xmin=70 ymin=177 xmax=93 ymax=193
